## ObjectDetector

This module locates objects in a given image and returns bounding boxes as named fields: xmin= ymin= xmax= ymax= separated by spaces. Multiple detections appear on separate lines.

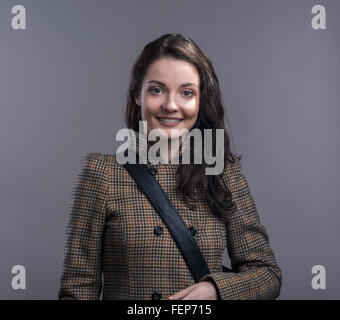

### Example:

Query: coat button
xmin=149 ymin=167 xmax=157 ymax=175
xmin=152 ymin=290 xmax=162 ymax=300
xmin=188 ymin=226 xmax=197 ymax=236
xmin=154 ymin=226 xmax=163 ymax=236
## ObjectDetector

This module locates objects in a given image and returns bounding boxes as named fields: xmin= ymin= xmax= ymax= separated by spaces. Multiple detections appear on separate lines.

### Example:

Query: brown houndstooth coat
xmin=58 ymin=144 xmax=282 ymax=300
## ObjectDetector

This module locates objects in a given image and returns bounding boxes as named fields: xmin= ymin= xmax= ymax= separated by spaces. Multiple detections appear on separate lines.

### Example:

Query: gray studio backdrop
xmin=0 ymin=0 xmax=339 ymax=299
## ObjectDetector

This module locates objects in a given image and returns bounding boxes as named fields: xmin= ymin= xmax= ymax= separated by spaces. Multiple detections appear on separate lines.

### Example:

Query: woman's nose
xmin=162 ymin=94 xmax=179 ymax=112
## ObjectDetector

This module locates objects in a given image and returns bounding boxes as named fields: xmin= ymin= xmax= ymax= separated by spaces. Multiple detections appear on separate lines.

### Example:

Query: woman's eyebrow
xmin=147 ymin=80 xmax=199 ymax=88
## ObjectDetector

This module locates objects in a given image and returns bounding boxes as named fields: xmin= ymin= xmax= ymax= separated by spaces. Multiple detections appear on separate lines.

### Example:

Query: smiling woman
xmin=58 ymin=33 xmax=282 ymax=300
xmin=134 ymin=57 xmax=200 ymax=143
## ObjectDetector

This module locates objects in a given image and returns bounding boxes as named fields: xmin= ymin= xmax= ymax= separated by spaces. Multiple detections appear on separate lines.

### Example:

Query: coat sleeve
xmin=199 ymin=158 xmax=282 ymax=300
xmin=58 ymin=152 xmax=108 ymax=300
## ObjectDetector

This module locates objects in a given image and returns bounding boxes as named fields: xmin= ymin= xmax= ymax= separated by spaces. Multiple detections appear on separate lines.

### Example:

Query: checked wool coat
xmin=58 ymin=141 xmax=282 ymax=300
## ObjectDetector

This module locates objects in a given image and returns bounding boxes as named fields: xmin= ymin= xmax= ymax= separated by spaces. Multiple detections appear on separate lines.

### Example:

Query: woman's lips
xmin=157 ymin=117 xmax=183 ymax=127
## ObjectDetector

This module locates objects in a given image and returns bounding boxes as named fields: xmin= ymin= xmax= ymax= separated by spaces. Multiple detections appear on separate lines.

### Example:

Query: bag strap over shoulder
xmin=122 ymin=149 xmax=210 ymax=282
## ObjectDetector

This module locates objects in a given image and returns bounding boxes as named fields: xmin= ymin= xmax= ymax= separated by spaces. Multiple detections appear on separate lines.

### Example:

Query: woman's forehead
xmin=144 ymin=57 xmax=200 ymax=87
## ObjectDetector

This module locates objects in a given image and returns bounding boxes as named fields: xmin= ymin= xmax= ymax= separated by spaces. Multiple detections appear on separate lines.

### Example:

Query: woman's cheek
xmin=182 ymin=99 xmax=199 ymax=118
xmin=144 ymin=96 xmax=163 ymax=114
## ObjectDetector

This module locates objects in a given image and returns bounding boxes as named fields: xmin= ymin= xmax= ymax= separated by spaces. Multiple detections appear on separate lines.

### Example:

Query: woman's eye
xmin=182 ymin=90 xmax=194 ymax=97
xmin=149 ymin=87 xmax=163 ymax=95
xmin=149 ymin=87 xmax=194 ymax=97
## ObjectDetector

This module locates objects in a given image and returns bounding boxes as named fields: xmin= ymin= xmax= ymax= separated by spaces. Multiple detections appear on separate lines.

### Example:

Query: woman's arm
xmin=199 ymin=158 xmax=282 ymax=300
xmin=58 ymin=152 xmax=108 ymax=300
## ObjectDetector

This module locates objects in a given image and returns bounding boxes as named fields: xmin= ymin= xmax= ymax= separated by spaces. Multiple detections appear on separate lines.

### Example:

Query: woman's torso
xmin=102 ymin=154 xmax=227 ymax=300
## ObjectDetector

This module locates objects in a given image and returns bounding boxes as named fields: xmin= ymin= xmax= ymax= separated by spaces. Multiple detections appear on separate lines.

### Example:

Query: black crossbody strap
xmin=122 ymin=151 xmax=210 ymax=282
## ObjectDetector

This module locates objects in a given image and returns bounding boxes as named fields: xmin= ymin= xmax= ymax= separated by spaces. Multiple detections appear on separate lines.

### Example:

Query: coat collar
xmin=126 ymin=129 xmax=180 ymax=175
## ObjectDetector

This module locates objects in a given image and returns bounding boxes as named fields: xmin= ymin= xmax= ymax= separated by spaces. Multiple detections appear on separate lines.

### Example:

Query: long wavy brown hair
xmin=124 ymin=33 xmax=241 ymax=220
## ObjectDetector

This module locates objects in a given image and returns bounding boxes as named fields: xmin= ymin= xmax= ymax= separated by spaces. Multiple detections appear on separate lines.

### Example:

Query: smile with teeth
xmin=157 ymin=117 xmax=183 ymax=125
xmin=158 ymin=118 xmax=181 ymax=123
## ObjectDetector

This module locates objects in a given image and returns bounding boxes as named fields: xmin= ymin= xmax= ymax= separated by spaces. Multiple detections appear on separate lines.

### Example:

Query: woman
xmin=58 ymin=33 xmax=282 ymax=300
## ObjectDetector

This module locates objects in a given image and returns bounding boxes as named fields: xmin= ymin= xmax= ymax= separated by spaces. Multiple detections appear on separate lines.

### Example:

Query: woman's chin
xmin=148 ymin=127 xmax=184 ymax=140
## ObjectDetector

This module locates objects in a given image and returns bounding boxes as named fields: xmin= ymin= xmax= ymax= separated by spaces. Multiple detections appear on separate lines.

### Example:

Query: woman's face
xmin=134 ymin=57 xmax=200 ymax=140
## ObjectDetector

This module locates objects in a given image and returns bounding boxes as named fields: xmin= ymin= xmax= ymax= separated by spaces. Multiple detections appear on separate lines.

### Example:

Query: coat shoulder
xmin=80 ymin=152 xmax=118 ymax=165
xmin=77 ymin=152 xmax=110 ymax=181
xmin=223 ymin=153 xmax=242 ymax=178
xmin=88 ymin=153 xmax=125 ymax=173
xmin=219 ymin=152 xmax=242 ymax=194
